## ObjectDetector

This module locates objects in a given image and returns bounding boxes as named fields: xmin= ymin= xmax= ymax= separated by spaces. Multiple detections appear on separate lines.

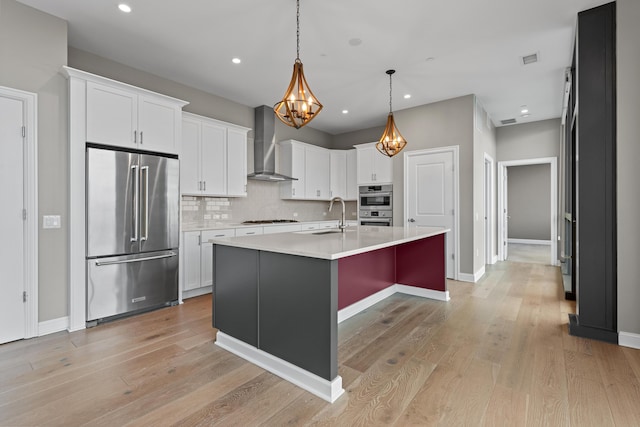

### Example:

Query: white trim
xmin=337 ymin=284 xmax=450 ymax=323
xmin=38 ymin=317 xmax=69 ymax=336
xmin=492 ymin=255 xmax=499 ymax=264
xmin=497 ymin=157 xmax=558 ymax=266
xmin=182 ymin=286 xmax=212 ymax=300
xmin=0 ymin=86 xmax=38 ymax=340
xmin=403 ymin=146 xmax=460 ymax=281
xmin=484 ymin=153 xmax=495 ymax=265
xmin=395 ymin=284 xmax=450 ymax=302
xmin=619 ymin=332 xmax=640 ymax=350
xmin=337 ymin=287 xmax=397 ymax=323
xmin=508 ymin=239 xmax=552 ymax=245
xmin=215 ymin=332 xmax=345 ymax=403
xmin=457 ymin=273 xmax=476 ymax=283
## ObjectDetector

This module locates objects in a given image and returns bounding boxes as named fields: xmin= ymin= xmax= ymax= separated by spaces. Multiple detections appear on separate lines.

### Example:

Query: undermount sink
xmin=295 ymin=228 xmax=354 ymax=235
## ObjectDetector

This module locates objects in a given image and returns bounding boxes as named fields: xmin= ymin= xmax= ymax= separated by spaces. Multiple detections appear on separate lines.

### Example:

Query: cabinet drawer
xmin=202 ymin=229 xmax=235 ymax=240
xmin=235 ymin=227 xmax=264 ymax=236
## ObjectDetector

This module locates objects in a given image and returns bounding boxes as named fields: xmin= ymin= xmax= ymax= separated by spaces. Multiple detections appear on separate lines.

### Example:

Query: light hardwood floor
xmin=2 ymin=260 xmax=639 ymax=426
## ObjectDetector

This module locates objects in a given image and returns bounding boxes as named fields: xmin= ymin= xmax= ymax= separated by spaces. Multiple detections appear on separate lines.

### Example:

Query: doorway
xmin=497 ymin=157 xmax=558 ymax=266
xmin=0 ymin=86 xmax=38 ymax=343
xmin=404 ymin=146 xmax=459 ymax=280
xmin=484 ymin=154 xmax=495 ymax=265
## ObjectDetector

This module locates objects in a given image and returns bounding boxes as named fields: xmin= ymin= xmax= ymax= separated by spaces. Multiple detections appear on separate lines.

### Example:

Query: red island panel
xmin=396 ymin=233 xmax=446 ymax=291
xmin=337 ymin=233 xmax=446 ymax=310
xmin=337 ymin=246 xmax=396 ymax=310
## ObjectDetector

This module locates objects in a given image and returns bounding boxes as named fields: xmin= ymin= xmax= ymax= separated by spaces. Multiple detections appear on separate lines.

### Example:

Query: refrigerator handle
xmin=131 ymin=164 xmax=139 ymax=242
xmin=94 ymin=251 xmax=177 ymax=266
xmin=141 ymin=166 xmax=149 ymax=241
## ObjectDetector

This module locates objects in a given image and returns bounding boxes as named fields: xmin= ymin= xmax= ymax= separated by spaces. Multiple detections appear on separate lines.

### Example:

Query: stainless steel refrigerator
xmin=86 ymin=145 xmax=180 ymax=324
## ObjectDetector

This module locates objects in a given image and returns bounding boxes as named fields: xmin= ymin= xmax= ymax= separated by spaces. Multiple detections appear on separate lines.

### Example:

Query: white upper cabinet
xmin=346 ymin=149 xmax=358 ymax=200
xmin=85 ymin=80 xmax=185 ymax=154
xmin=279 ymin=140 xmax=330 ymax=200
xmin=330 ymin=150 xmax=347 ymax=199
xmin=355 ymin=142 xmax=393 ymax=184
xmin=331 ymin=148 xmax=357 ymax=201
xmin=181 ymin=112 xmax=250 ymax=197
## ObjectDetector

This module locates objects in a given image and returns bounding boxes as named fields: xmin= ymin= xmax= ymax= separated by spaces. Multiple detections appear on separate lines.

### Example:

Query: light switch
xmin=43 ymin=215 xmax=61 ymax=229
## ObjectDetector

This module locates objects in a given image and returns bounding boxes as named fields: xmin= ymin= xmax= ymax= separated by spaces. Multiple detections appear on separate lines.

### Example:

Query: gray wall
xmin=616 ymin=0 xmax=640 ymax=337
xmin=332 ymin=126 xmax=385 ymax=150
xmin=496 ymin=119 xmax=561 ymax=161
xmin=0 ymin=0 xmax=68 ymax=322
xmin=507 ymin=164 xmax=551 ymax=240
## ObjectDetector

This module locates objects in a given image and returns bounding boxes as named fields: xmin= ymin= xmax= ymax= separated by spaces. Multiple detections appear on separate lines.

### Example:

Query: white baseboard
xmin=619 ymin=332 xmax=640 ymax=349
xmin=182 ymin=286 xmax=212 ymax=300
xmin=508 ymin=238 xmax=552 ymax=245
xmin=474 ymin=266 xmax=486 ymax=282
xmin=216 ymin=332 xmax=344 ymax=403
xmin=38 ymin=316 xmax=69 ymax=336
xmin=457 ymin=272 xmax=476 ymax=283
xmin=337 ymin=284 xmax=450 ymax=324
xmin=337 ymin=287 xmax=397 ymax=323
xmin=492 ymin=254 xmax=499 ymax=264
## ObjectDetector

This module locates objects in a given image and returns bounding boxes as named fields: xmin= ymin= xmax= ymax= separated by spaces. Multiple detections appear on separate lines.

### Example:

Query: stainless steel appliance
xmin=359 ymin=185 xmax=393 ymax=226
xmin=86 ymin=145 xmax=179 ymax=325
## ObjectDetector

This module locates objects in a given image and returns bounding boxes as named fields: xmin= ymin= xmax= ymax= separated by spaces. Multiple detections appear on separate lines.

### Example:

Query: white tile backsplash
xmin=181 ymin=180 xmax=357 ymax=229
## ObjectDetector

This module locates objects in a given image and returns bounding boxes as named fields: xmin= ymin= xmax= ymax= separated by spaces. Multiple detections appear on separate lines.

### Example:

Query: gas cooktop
xmin=241 ymin=219 xmax=299 ymax=225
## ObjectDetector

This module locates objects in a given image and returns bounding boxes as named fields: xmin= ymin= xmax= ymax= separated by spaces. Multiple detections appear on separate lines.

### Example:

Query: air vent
xmin=521 ymin=52 xmax=539 ymax=65
xmin=501 ymin=118 xmax=517 ymax=125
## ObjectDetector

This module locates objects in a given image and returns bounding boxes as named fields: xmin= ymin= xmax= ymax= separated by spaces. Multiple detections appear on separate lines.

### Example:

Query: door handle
xmin=140 ymin=166 xmax=149 ymax=241
xmin=95 ymin=252 xmax=177 ymax=266
xmin=131 ymin=164 xmax=139 ymax=242
xmin=408 ymin=218 xmax=416 ymax=223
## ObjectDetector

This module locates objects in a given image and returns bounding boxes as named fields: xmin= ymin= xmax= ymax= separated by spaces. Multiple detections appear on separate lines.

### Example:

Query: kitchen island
xmin=211 ymin=226 xmax=449 ymax=402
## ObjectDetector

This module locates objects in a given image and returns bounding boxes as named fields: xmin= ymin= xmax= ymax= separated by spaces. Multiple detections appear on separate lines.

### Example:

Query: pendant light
xmin=376 ymin=69 xmax=407 ymax=157
xmin=274 ymin=0 xmax=323 ymax=129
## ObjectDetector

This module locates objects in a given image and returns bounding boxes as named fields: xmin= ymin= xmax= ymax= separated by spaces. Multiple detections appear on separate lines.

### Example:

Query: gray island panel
xmin=259 ymin=252 xmax=338 ymax=381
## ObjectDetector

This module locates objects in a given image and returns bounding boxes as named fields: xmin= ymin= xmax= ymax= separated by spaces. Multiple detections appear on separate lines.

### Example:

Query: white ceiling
xmin=18 ymin=0 xmax=609 ymax=135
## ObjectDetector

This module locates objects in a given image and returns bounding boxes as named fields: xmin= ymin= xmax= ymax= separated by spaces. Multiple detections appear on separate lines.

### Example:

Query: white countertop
xmin=210 ymin=226 xmax=449 ymax=260
xmin=183 ymin=220 xmax=344 ymax=232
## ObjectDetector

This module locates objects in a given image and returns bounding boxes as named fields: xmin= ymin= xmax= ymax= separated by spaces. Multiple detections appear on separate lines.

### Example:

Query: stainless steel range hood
xmin=247 ymin=105 xmax=297 ymax=182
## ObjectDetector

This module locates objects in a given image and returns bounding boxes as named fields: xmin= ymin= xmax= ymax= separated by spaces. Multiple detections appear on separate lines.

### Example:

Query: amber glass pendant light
xmin=376 ymin=69 xmax=407 ymax=157
xmin=274 ymin=0 xmax=323 ymax=129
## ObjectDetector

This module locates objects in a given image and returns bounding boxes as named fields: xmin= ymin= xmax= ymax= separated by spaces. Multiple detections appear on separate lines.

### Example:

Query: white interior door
xmin=502 ymin=167 xmax=509 ymax=260
xmin=406 ymin=150 xmax=455 ymax=278
xmin=0 ymin=95 xmax=26 ymax=344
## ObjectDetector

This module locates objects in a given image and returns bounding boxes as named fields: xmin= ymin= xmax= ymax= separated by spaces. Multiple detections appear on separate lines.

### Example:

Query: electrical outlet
xmin=43 ymin=215 xmax=61 ymax=229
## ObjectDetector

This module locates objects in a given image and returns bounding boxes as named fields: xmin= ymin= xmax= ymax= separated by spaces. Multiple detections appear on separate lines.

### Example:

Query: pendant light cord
xmin=296 ymin=0 xmax=300 ymax=60
xmin=389 ymin=73 xmax=393 ymax=113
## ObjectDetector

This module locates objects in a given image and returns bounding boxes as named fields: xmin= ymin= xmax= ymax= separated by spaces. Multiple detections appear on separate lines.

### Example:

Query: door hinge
xmin=451 ymin=209 xmax=455 ymax=216
xmin=23 ymin=291 xmax=27 ymax=302
xmin=22 ymin=126 xmax=26 ymax=138
xmin=22 ymin=209 xmax=27 ymax=220
xmin=451 ymin=253 xmax=455 ymax=260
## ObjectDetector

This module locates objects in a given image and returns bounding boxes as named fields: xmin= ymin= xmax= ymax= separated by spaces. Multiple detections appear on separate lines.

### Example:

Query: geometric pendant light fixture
xmin=376 ymin=69 xmax=407 ymax=157
xmin=274 ymin=0 xmax=323 ymax=129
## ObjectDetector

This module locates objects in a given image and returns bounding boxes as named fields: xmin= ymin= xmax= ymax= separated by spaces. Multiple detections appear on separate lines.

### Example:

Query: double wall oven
xmin=359 ymin=184 xmax=393 ymax=226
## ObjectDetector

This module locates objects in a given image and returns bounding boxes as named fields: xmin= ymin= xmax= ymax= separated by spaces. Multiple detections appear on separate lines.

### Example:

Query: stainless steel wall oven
xmin=359 ymin=185 xmax=393 ymax=226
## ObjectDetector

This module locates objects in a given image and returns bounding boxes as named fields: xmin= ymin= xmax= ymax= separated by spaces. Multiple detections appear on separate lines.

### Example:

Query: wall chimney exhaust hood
xmin=247 ymin=105 xmax=298 ymax=182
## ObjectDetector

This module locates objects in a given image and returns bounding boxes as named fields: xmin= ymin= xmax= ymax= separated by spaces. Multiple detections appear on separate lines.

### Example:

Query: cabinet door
xmin=227 ymin=128 xmax=247 ymax=197
xmin=181 ymin=118 xmax=202 ymax=195
xmin=346 ymin=149 xmax=358 ymax=200
xmin=86 ymin=82 xmax=137 ymax=148
xmin=356 ymin=146 xmax=375 ymax=184
xmin=200 ymin=122 xmax=226 ymax=196
xmin=183 ymin=231 xmax=201 ymax=291
xmin=138 ymin=96 xmax=179 ymax=154
xmin=373 ymin=152 xmax=393 ymax=183
xmin=305 ymin=145 xmax=330 ymax=199
xmin=330 ymin=150 xmax=347 ymax=199
xmin=280 ymin=142 xmax=305 ymax=199
xmin=202 ymin=229 xmax=235 ymax=289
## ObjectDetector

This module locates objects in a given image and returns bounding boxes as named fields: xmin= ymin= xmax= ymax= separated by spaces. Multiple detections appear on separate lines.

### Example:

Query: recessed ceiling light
xmin=348 ymin=38 xmax=362 ymax=47
xmin=342 ymin=110 xmax=349 ymax=114
xmin=232 ymin=58 xmax=241 ymax=64
xmin=521 ymin=108 xmax=529 ymax=114
xmin=426 ymin=57 xmax=435 ymax=62
xmin=404 ymin=94 xmax=411 ymax=99
xmin=521 ymin=114 xmax=530 ymax=118
xmin=118 ymin=4 xmax=132 ymax=13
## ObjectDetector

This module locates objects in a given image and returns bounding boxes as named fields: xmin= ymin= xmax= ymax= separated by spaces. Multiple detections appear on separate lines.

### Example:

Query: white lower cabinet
xmin=235 ymin=226 xmax=264 ymax=236
xmin=182 ymin=229 xmax=235 ymax=298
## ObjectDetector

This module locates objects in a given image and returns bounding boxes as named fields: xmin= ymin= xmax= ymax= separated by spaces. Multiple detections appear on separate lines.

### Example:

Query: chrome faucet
xmin=328 ymin=196 xmax=347 ymax=231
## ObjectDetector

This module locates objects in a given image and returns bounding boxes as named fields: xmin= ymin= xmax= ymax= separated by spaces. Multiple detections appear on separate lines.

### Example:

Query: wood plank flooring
xmin=1 ymin=260 xmax=639 ymax=426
